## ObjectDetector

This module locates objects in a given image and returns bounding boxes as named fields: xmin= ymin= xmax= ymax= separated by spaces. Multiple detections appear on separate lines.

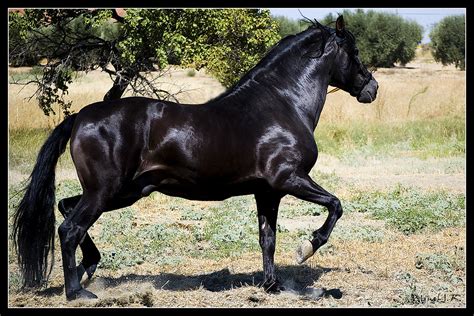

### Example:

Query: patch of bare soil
xmin=8 ymin=224 xmax=465 ymax=308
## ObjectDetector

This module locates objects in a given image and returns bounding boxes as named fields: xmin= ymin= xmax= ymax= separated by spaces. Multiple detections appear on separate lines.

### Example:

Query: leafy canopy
xmin=321 ymin=9 xmax=423 ymax=68
xmin=9 ymin=9 xmax=280 ymax=116
xmin=429 ymin=15 xmax=465 ymax=70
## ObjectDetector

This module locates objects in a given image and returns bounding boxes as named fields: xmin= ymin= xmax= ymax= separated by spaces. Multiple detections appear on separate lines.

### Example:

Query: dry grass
xmin=8 ymin=219 xmax=465 ymax=308
xmin=8 ymin=67 xmax=225 ymax=130
xmin=8 ymin=51 xmax=465 ymax=130
xmin=321 ymin=61 xmax=465 ymax=125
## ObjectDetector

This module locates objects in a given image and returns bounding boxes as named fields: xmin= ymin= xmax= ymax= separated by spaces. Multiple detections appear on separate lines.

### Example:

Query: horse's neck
xmin=222 ymin=31 xmax=334 ymax=131
xmin=277 ymin=62 xmax=331 ymax=131
xmin=257 ymin=55 xmax=332 ymax=131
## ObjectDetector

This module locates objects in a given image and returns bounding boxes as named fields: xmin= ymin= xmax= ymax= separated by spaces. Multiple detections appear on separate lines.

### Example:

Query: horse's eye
xmin=354 ymin=48 xmax=359 ymax=56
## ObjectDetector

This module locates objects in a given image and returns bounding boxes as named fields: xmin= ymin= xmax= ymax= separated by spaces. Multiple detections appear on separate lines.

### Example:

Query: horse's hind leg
xmin=278 ymin=173 xmax=343 ymax=264
xmin=58 ymin=195 xmax=100 ymax=283
xmin=58 ymin=192 xmax=107 ymax=300
xmin=58 ymin=185 xmax=143 ymax=300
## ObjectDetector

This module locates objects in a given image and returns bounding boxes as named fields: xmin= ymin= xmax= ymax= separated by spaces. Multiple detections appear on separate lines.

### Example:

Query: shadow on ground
xmin=36 ymin=264 xmax=342 ymax=299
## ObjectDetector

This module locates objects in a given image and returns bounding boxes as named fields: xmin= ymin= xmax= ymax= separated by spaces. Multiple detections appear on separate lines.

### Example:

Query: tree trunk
xmin=103 ymin=77 xmax=129 ymax=101
xmin=103 ymin=64 xmax=136 ymax=101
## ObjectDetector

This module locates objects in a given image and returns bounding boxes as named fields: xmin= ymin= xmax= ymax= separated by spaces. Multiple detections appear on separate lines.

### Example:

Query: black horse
xmin=13 ymin=16 xmax=378 ymax=300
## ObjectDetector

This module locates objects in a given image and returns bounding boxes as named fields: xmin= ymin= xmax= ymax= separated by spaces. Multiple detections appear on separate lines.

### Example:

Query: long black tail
xmin=13 ymin=114 xmax=77 ymax=288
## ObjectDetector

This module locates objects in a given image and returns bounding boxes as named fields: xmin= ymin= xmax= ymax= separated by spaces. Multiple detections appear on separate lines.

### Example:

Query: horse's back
xmin=69 ymin=97 xmax=256 ymax=184
xmin=68 ymin=95 xmax=315 ymax=198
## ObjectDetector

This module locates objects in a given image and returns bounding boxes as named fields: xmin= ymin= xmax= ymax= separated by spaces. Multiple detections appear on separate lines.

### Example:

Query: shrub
xmin=322 ymin=10 xmax=423 ymax=67
xmin=430 ymin=15 xmax=465 ymax=70
xmin=345 ymin=185 xmax=465 ymax=234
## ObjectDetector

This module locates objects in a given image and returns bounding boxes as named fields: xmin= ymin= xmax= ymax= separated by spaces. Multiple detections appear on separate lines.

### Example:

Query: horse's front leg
xmin=278 ymin=172 xmax=343 ymax=264
xmin=254 ymin=192 xmax=284 ymax=293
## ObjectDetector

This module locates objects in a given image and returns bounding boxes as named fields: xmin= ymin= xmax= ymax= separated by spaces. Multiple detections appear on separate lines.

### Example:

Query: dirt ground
xmin=8 ymin=225 xmax=465 ymax=308
xmin=315 ymin=154 xmax=465 ymax=194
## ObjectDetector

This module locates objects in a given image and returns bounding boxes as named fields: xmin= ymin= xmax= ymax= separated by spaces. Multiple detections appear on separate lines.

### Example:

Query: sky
xmin=268 ymin=8 xmax=466 ymax=43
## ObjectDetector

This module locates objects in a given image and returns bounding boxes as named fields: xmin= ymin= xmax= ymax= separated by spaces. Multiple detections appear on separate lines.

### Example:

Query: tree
xmin=272 ymin=15 xmax=307 ymax=38
xmin=430 ymin=15 xmax=465 ymax=70
xmin=321 ymin=9 xmax=423 ymax=68
xmin=8 ymin=9 xmax=280 ymax=116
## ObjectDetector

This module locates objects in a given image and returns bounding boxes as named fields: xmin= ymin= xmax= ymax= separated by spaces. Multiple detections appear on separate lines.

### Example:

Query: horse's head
xmin=326 ymin=15 xmax=378 ymax=103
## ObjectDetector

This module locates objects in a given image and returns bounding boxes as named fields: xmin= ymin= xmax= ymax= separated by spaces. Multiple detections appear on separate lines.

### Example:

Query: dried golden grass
xmin=8 ymin=58 xmax=465 ymax=130
xmin=8 ymin=67 xmax=225 ymax=130
xmin=321 ymin=65 xmax=465 ymax=125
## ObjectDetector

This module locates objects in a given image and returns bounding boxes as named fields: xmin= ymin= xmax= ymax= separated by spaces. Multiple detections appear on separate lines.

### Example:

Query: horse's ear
xmin=336 ymin=15 xmax=345 ymax=37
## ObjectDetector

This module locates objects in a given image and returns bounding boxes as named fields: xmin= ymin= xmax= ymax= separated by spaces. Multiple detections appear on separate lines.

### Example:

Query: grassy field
xmin=8 ymin=49 xmax=466 ymax=307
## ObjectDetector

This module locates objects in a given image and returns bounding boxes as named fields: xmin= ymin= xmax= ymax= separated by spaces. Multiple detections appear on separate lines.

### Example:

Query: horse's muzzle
xmin=357 ymin=78 xmax=378 ymax=103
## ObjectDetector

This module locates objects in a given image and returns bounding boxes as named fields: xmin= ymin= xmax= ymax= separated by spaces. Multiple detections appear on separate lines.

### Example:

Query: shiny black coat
xmin=13 ymin=16 xmax=378 ymax=300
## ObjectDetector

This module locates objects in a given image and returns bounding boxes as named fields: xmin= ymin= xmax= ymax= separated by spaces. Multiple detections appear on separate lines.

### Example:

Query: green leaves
xmin=430 ymin=15 xmax=465 ymax=70
xmin=9 ymin=9 xmax=280 ymax=114
xmin=117 ymin=9 xmax=280 ymax=88
xmin=201 ymin=9 xmax=280 ymax=87
xmin=322 ymin=10 xmax=423 ymax=68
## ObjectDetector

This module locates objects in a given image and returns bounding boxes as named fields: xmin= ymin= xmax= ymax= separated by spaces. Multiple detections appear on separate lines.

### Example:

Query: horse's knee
xmin=58 ymin=221 xmax=71 ymax=239
xmin=58 ymin=196 xmax=81 ymax=217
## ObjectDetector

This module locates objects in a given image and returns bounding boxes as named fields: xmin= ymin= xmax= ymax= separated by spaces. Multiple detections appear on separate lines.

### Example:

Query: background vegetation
xmin=429 ymin=15 xmax=465 ymax=70
xmin=9 ymin=9 xmax=280 ymax=115
xmin=273 ymin=9 xmax=423 ymax=68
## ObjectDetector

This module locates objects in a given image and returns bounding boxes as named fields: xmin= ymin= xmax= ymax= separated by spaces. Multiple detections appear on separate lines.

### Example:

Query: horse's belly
xmin=155 ymin=178 xmax=268 ymax=201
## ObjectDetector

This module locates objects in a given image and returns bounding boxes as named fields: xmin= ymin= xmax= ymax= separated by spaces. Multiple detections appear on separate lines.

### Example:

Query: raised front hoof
xmin=66 ymin=288 xmax=98 ymax=301
xmin=295 ymin=240 xmax=314 ymax=264
xmin=262 ymin=280 xmax=285 ymax=294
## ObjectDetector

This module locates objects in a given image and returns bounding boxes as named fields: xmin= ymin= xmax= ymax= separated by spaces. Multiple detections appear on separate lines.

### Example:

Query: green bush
xmin=272 ymin=15 xmax=307 ymax=38
xmin=430 ymin=15 xmax=465 ymax=70
xmin=332 ymin=225 xmax=386 ymax=242
xmin=203 ymin=197 xmax=259 ymax=258
xmin=322 ymin=10 xmax=423 ymax=67
xmin=192 ymin=9 xmax=280 ymax=88
xmin=345 ymin=185 xmax=465 ymax=234
xmin=97 ymin=208 xmax=189 ymax=269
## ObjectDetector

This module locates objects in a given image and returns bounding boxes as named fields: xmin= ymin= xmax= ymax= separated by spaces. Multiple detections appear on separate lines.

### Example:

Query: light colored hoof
xmin=295 ymin=240 xmax=314 ymax=264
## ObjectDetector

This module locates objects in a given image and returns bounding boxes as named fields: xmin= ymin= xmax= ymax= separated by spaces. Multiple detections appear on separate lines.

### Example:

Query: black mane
xmin=210 ymin=23 xmax=332 ymax=102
